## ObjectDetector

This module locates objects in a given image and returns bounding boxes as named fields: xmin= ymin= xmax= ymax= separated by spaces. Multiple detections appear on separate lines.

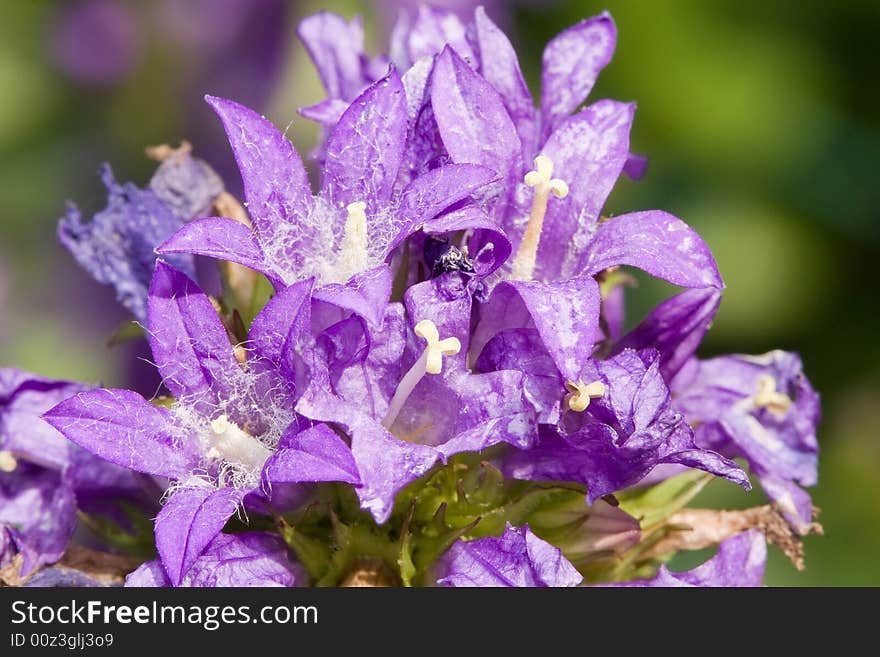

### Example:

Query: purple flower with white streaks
xmin=158 ymin=72 xmax=502 ymax=326
xmin=496 ymin=348 xmax=749 ymax=502
xmin=436 ymin=524 xmax=582 ymax=587
xmin=609 ymin=530 xmax=767 ymax=587
xmin=672 ymin=351 xmax=820 ymax=533
xmin=45 ymin=263 xmax=357 ymax=585
xmin=296 ymin=273 xmax=536 ymax=523
xmin=59 ymin=150 xmax=222 ymax=323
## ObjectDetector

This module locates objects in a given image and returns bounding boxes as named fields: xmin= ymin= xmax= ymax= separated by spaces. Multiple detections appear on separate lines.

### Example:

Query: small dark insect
xmin=423 ymin=236 xmax=475 ymax=278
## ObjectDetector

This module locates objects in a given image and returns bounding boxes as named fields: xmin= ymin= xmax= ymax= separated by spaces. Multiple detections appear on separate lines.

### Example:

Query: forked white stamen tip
xmin=564 ymin=380 xmax=606 ymax=412
xmin=753 ymin=375 xmax=792 ymax=415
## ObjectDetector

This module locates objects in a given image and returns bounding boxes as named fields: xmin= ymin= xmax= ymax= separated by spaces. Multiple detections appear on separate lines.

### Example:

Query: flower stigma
xmin=510 ymin=155 xmax=569 ymax=281
xmin=564 ymin=379 xmax=606 ymax=412
xmin=0 ymin=450 xmax=18 ymax=473
xmin=336 ymin=201 xmax=370 ymax=281
xmin=381 ymin=320 xmax=461 ymax=429
xmin=752 ymin=375 xmax=792 ymax=416
xmin=206 ymin=414 xmax=272 ymax=474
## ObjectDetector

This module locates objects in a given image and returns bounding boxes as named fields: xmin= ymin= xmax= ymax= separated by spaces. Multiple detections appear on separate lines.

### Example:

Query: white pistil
xmin=0 ymin=450 xmax=18 ymax=473
xmin=381 ymin=320 xmax=461 ymax=429
xmin=752 ymin=375 xmax=792 ymax=416
xmin=564 ymin=380 xmax=606 ymax=412
xmin=336 ymin=201 xmax=370 ymax=280
xmin=510 ymin=155 xmax=569 ymax=281
xmin=206 ymin=414 xmax=272 ymax=472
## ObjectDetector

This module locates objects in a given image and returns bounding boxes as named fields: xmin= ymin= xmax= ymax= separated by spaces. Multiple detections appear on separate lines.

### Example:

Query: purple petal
xmin=312 ymin=265 xmax=392 ymax=329
xmin=404 ymin=274 xmax=472 ymax=364
xmin=262 ymin=423 xmax=359 ymax=486
xmin=603 ymin=284 xmax=626 ymax=342
xmin=1 ymin=369 xmax=88 ymax=469
xmin=297 ymin=12 xmax=367 ymax=101
xmin=148 ymin=149 xmax=223 ymax=221
xmin=155 ymin=486 xmax=245 ymax=586
xmin=611 ymin=530 xmax=766 ymax=587
xmin=404 ymin=6 xmax=475 ymax=65
xmin=471 ymin=7 xmax=537 ymax=158
xmin=205 ymin=95 xmax=312 ymax=243
xmin=321 ymin=69 xmax=408 ymax=209
xmin=431 ymin=47 xmax=521 ymax=189
xmin=622 ymin=152 xmax=648 ymax=180
xmin=580 ymin=210 xmax=723 ymax=288
xmin=148 ymin=261 xmax=241 ymax=404
xmin=247 ymin=277 xmax=314 ymax=387
xmin=298 ymin=98 xmax=349 ymax=127
xmin=58 ymin=165 xmax=195 ymax=323
xmin=125 ymin=560 xmax=170 ymax=587
xmin=473 ymin=277 xmax=603 ymax=382
xmin=759 ymin=472 xmax=815 ymax=535
xmin=539 ymin=12 xmax=616 ymax=140
xmin=181 ymin=532 xmax=304 ymax=587
xmin=392 ymin=164 xmax=498 ymax=254
xmin=24 ymin=566 xmax=112 ymax=588
xmin=437 ymin=524 xmax=582 ymax=587
xmin=156 ymin=217 xmax=285 ymax=289
xmin=0 ymin=465 xmax=76 ymax=576
xmin=43 ymin=388 xmax=196 ymax=479
xmin=614 ymin=288 xmax=722 ymax=380
xmin=532 ymin=100 xmax=634 ymax=281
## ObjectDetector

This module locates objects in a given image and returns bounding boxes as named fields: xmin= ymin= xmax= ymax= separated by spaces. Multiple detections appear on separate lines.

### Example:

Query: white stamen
xmin=206 ymin=414 xmax=272 ymax=473
xmin=752 ymin=375 xmax=792 ymax=416
xmin=510 ymin=155 xmax=569 ymax=281
xmin=0 ymin=450 xmax=18 ymax=472
xmin=382 ymin=320 xmax=461 ymax=429
xmin=336 ymin=201 xmax=370 ymax=280
xmin=564 ymin=379 xmax=606 ymax=412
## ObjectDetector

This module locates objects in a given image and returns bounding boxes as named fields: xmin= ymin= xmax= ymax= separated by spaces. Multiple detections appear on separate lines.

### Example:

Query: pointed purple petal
xmin=540 ymin=12 xmax=616 ymax=140
xmin=431 ymin=47 xmax=521 ymax=185
xmin=248 ymin=278 xmax=314 ymax=381
xmin=297 ymin=12 xmax=367 ymax=101
xmin=148 ymin=261 xmax=241 ymax=403
xmin=205 ymin=95 xmax=312 ymax=242
xmin=437 ymin=524 xmax=582 ymax=587
xmin=156 ymin=216 xmax=285 ymax=289
xmin=405 ymin=6 xmax=475 ymax=64
xmin=533 ymin=100 xmax=634 ymax=281
xmin=298 ymin=98 xmax=349 ymax=127
xmin=262 ymin=423 xmax=359 ymax=485
xmin=312 ymin=265 xmax=392 ymax=328
xmin=125 ymin=560 xmax=170 ymax=587
xmin=581 ymin=210 xmax=723 ymax=289
xmin=615 ymin=288 xmax=722 ymax=380
xmin=155 ymin=486 xmax=245 ymax=586
xmin=472 ymin=7 xmax=537 ymax=158
xmin=321 ymin=69 xmax=407 ymax=209
xmin=43 ymin=389 xmax=195 ymax=479
xmin=473 ymin=277 xmax=603 ymax=382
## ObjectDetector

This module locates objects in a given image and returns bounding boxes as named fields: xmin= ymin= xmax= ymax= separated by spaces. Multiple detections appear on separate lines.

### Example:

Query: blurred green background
xmin=0 ymin=0 xmax=877 ymax=585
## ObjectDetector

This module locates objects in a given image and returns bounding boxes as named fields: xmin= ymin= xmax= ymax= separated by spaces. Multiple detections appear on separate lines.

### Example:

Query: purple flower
xmin=436 ymin=524 xmax=582 ymax=587
xmin=58 ymin=151 xmax=222 ymax=322
xmin=45 ymin=262 xmax=359 ymax=584
xmin=498 ymin=348 xmax=749 ymax=502
xmin=158 ymin=74 xmax=500 ymax=323
xmin=125 ymin=532 xmax=303 ymax=587
xmin=1 ymin=368 xmax=150 ymax=575
xmin=296 ymin=273 xmax=536 ymax=523
xmin=672 ymin=351 xmax=820 ymax=533
xmin=609 ymin=530 xmax=767 ymax=587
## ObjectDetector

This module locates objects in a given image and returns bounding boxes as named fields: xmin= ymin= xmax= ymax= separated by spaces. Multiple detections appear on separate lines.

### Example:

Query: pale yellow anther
xmin=415 ymin=319 xmax=461 ymax=375
xmin=211 ymin=414 xmax=230 ymax=434
xmin=336 ymin=201 xmax=370 ymax=281
xmin=511 ymin=156 xmax=569 ymax=281
xmin=382 ymin=320 xmax=461 ymax=428
xmin=564 ymin=380 xmax=606 ymax=412
xmin=0 ymin=450 xmax=18 ymax=473
xmin=753 ymin=375 xmax=792 ymax=415
xmin=524 ymin=155 xmax=569 ymax=199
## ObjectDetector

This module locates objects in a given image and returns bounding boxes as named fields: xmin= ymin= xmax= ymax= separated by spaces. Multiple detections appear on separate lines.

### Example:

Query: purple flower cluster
xmin=1 ymin=5 xmax=820 ymax=587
